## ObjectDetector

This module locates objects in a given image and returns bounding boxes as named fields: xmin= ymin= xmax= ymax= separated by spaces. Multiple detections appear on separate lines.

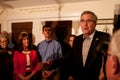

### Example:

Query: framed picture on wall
xmin=96 ymin=18 xmax=114 ymax=35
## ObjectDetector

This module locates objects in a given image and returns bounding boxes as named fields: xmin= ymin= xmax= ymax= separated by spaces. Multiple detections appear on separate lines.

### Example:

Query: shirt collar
xmin=83 ymin=30 xmax=96 ymax=41
xmin=45 ymin=39 xmax=52 ymax=43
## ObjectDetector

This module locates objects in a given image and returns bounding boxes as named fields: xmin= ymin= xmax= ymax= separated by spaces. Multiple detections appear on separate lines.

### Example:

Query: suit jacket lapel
xmin=73 ymin=35 xmax=84 ymax=67
xmin=78 ymin=35 xmax=84 ymax=67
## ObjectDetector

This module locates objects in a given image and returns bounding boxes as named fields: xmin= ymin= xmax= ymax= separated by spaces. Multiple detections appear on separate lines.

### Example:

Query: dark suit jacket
xmin=71 ymin=30 xmax=111 ymax=80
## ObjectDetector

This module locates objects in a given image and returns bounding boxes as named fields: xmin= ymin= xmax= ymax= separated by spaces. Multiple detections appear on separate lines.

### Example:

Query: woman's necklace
xmin=22 ymin=51 xmax=31 ymax=55
xmin=22 ymin=51 xmax=31 ymax=66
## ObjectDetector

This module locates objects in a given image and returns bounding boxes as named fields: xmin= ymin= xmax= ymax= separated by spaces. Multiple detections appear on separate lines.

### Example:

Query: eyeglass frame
xmin=80 ymin=19 xmax=96 ymax=23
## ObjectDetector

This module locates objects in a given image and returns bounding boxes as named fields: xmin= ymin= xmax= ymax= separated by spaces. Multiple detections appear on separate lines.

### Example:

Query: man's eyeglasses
xmin=80 ymin=19 xmax=95 ymax=23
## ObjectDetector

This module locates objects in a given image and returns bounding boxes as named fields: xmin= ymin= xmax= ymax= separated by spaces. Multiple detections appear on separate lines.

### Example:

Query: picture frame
xmin=97 ymin=18 xmax=113 ymax=25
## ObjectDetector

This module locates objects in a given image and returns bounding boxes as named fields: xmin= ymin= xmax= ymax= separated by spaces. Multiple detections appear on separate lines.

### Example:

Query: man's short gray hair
xmin=81 ymin=11 xmax=98 ymax=24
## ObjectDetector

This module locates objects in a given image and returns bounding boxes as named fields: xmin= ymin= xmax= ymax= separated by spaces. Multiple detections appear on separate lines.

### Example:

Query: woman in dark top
xmin=0 ymin=34 xmax=14 ymax=80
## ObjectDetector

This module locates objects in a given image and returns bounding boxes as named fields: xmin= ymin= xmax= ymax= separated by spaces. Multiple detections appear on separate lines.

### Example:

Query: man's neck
xmin=45 ymin=38 xmax=51 ymax=41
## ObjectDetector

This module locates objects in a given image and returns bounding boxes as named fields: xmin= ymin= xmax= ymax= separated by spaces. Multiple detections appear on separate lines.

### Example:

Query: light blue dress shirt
xmin=37 ymin=39 xmax=62 ymax=63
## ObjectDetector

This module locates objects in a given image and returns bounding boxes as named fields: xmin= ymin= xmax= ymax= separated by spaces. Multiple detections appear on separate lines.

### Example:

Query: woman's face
xmin=69 ymin=36 xmax=75 ymax=47
xmin=0 ymin=38 xmax=8 ymax=49
xmin=22 ymin=37 xmax=29 ymax=47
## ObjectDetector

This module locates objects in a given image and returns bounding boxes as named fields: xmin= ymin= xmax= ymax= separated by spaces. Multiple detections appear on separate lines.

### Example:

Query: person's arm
xmin=51 ymin=42 xmax=62 ymax=72
xmin=33 ymin=50 xmax=43 ymax=72
xmin=25 ymin=50 xmax=43 ymax=79
xmin=23 ymin=71 xmax=36 ymax=80
xmin=25 ymin=50 xmax=43 ymax=80
xmin=18 ymin=73 xmax=25 ymax=80
xmin=51 ymin=42 xmax=62 ymax=70
xmin=14 ymin=51 xmax=25 ymax=79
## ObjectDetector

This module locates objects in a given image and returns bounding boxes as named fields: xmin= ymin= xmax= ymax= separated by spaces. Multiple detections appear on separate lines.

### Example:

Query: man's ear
xmin=112 ymin=56 xmax=120 ymax=74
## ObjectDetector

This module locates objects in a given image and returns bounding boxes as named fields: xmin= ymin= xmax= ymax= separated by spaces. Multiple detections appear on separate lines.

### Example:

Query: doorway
xmin=12 ymin=22 xmax=33 ymax=47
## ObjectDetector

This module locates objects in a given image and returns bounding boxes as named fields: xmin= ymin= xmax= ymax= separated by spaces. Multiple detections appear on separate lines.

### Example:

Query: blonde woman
xmin=0 ymin=34 xmax=14 ymax=80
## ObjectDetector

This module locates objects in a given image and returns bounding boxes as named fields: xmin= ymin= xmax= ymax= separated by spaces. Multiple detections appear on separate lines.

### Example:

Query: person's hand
xmin=38 ymin=62 xmax=44 ymax=71
xmin=43 ymin=59 xmax=52 ymax=70
xmin=46 ymin=59 xmax=52 ymax=65
xmin=22 ymin=75 xmax=31 ymax=80
xmin=42 ymin=70 xmax=52 ymax=79
xmin=68 ymin=76 xmax=74 ymax=80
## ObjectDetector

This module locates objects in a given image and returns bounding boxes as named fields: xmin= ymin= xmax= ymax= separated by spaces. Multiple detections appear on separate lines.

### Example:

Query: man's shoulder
xmin=94 ymin=31 xmax=111 ymax=41
xmin=51 ymin=39 xmax=60 ymax=44
xmin=74 ymin=34 xmax=83 ymax=40
xmin=37 ymin=40 xmax=45 ymax=46
xmin=95 ymin=31 xmax=110 ymax=36
xmin=96 ymin=30 xmax=108 ymax=34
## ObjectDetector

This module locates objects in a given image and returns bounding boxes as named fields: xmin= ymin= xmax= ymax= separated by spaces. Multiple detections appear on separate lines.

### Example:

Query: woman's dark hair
xmin=17 ymin=32 xmax=32 ymax=52
xmin=28 ymin=33 xmax=37 ymax=50
xmin=55 ymin=26 xmax=68 ymax=41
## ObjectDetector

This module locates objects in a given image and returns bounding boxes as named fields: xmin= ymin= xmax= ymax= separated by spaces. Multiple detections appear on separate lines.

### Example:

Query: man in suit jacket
xmin=70 ymin=11 xmax=111 ymax=80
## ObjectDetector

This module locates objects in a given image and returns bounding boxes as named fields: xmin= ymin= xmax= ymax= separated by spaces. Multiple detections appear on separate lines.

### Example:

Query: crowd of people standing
xmin=1 ymin=10 xmax=120 ymax=80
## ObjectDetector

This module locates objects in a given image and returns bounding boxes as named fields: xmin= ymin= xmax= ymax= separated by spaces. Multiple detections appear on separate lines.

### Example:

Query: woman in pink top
xmin=13 ymin=32 xmax=42 ymax=80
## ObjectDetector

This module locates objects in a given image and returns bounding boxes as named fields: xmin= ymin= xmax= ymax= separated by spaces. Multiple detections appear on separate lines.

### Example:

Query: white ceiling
xmin=0 ymin=0 xmax=98 ymax=9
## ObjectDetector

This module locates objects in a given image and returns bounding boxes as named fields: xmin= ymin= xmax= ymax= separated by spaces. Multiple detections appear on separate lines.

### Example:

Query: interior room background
xmin=0 ymin=0 xmax=119 ymax=45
